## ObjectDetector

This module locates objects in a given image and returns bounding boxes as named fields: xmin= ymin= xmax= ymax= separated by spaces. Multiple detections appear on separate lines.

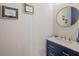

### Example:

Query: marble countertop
xmin=47 ymin=37 xmax=79 ymax=52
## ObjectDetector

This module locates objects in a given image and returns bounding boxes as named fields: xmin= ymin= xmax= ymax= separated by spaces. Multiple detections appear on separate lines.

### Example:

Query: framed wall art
xmin=0 ymin=5 xmax=18 ymax=19
xmin=24 ymin=4 xmax=34 ymax=15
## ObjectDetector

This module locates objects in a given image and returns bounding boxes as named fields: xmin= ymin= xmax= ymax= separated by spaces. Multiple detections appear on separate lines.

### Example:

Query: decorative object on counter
xmin=0 ymin=5 xmax=18 ymax=19
xmin=54 ymin=35 xmax=59 ymax=37
xmin=76 ymin=28 xmax=79 ymax=42
xmin=56 ymin=6 xmax=79 ymax=27
xmin=68 ymin=37 xmax=71 ymax=41
xmin=24 ymin=4 xmax=34 ymax=15
xmin=60 ymin=36 xmax=66 ymax=40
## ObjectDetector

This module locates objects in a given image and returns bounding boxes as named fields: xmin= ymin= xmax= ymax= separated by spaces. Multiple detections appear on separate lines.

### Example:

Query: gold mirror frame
xmin=56 ymin=6 xmax=79 ymax=27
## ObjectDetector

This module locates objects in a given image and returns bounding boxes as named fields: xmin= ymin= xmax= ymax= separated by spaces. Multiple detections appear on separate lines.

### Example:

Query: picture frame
xmin=24 ymin=4 xmax=34 ymax=15
xmin=2 ymin=6 xmax=18 ymax=19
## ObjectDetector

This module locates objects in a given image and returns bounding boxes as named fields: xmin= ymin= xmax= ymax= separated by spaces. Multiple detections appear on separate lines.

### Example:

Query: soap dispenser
xmin=76 ymin=29 xmax=79 ymax=42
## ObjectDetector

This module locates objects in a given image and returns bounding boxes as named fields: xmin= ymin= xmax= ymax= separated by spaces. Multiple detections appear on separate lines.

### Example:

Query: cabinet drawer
xmin=47 ymin=47 xmax=62 ymax=56
xmin=47 ymin=49 xmax=55 ymax=56
xmin=47 ymin=40 xmax=63 ymax=56
xmin=61 ymin=50 xmax=79 ymax=56
xmin=58 ymin=45 xmax=72 ymax=56
xmin=60 ymin=45 xmax=79 ymax=56
xmin=47 ymin=40 xmax=63 ymax=51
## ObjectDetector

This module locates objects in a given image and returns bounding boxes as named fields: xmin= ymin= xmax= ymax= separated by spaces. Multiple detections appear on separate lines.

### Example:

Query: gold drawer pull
xmin=62 ymin=51 xmax=70 ymax=56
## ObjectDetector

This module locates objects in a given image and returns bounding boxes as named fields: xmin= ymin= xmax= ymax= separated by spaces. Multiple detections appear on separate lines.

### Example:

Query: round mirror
xmin=56 ymin=6 xmax=79 ymax=27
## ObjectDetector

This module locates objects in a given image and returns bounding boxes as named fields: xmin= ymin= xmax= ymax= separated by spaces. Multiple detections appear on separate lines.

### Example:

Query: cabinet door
xmin=47 ymin=40 xmax=63 ymax=56
xmin=47 ymin=40 xmax=63 ymax=51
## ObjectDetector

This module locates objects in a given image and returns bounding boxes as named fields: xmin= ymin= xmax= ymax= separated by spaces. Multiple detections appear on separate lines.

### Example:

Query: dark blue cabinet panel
xmin=46 ymin=40 xmax=79 ymax=56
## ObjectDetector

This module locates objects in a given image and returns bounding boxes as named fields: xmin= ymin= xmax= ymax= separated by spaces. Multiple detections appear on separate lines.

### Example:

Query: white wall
xmin=30 ymin=4 xmax=53 ymax=56
xmin=0 ymin=3 xmax=32 ymax=56
xmin=0 ymin=3 xmax=53 ymax=56
xmin=53 ymin=3 xmax=79 ymax=41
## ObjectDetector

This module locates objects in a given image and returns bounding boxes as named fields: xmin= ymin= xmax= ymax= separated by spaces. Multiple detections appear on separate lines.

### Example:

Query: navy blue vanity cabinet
xmin=47 ymin=40 xmax=63 ymax=56
xmin=46 ymin=40 xmax=79 ymax=56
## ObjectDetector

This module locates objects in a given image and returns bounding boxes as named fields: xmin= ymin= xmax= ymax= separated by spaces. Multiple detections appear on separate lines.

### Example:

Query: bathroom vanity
xmin=46 ymin=5 xmax=79 ymax=56
xmin=46 ymin=37 xmax=79 ymax=56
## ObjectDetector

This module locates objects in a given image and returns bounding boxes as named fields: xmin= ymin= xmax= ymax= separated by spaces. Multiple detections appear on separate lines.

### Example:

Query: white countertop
xmin=47 ymin=37 xmax=79 ymax=52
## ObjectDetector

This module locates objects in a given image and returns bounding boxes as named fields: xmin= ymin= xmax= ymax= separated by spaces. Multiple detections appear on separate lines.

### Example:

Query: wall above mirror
xmin=56 ymin=6 xmax=79 ymax=27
